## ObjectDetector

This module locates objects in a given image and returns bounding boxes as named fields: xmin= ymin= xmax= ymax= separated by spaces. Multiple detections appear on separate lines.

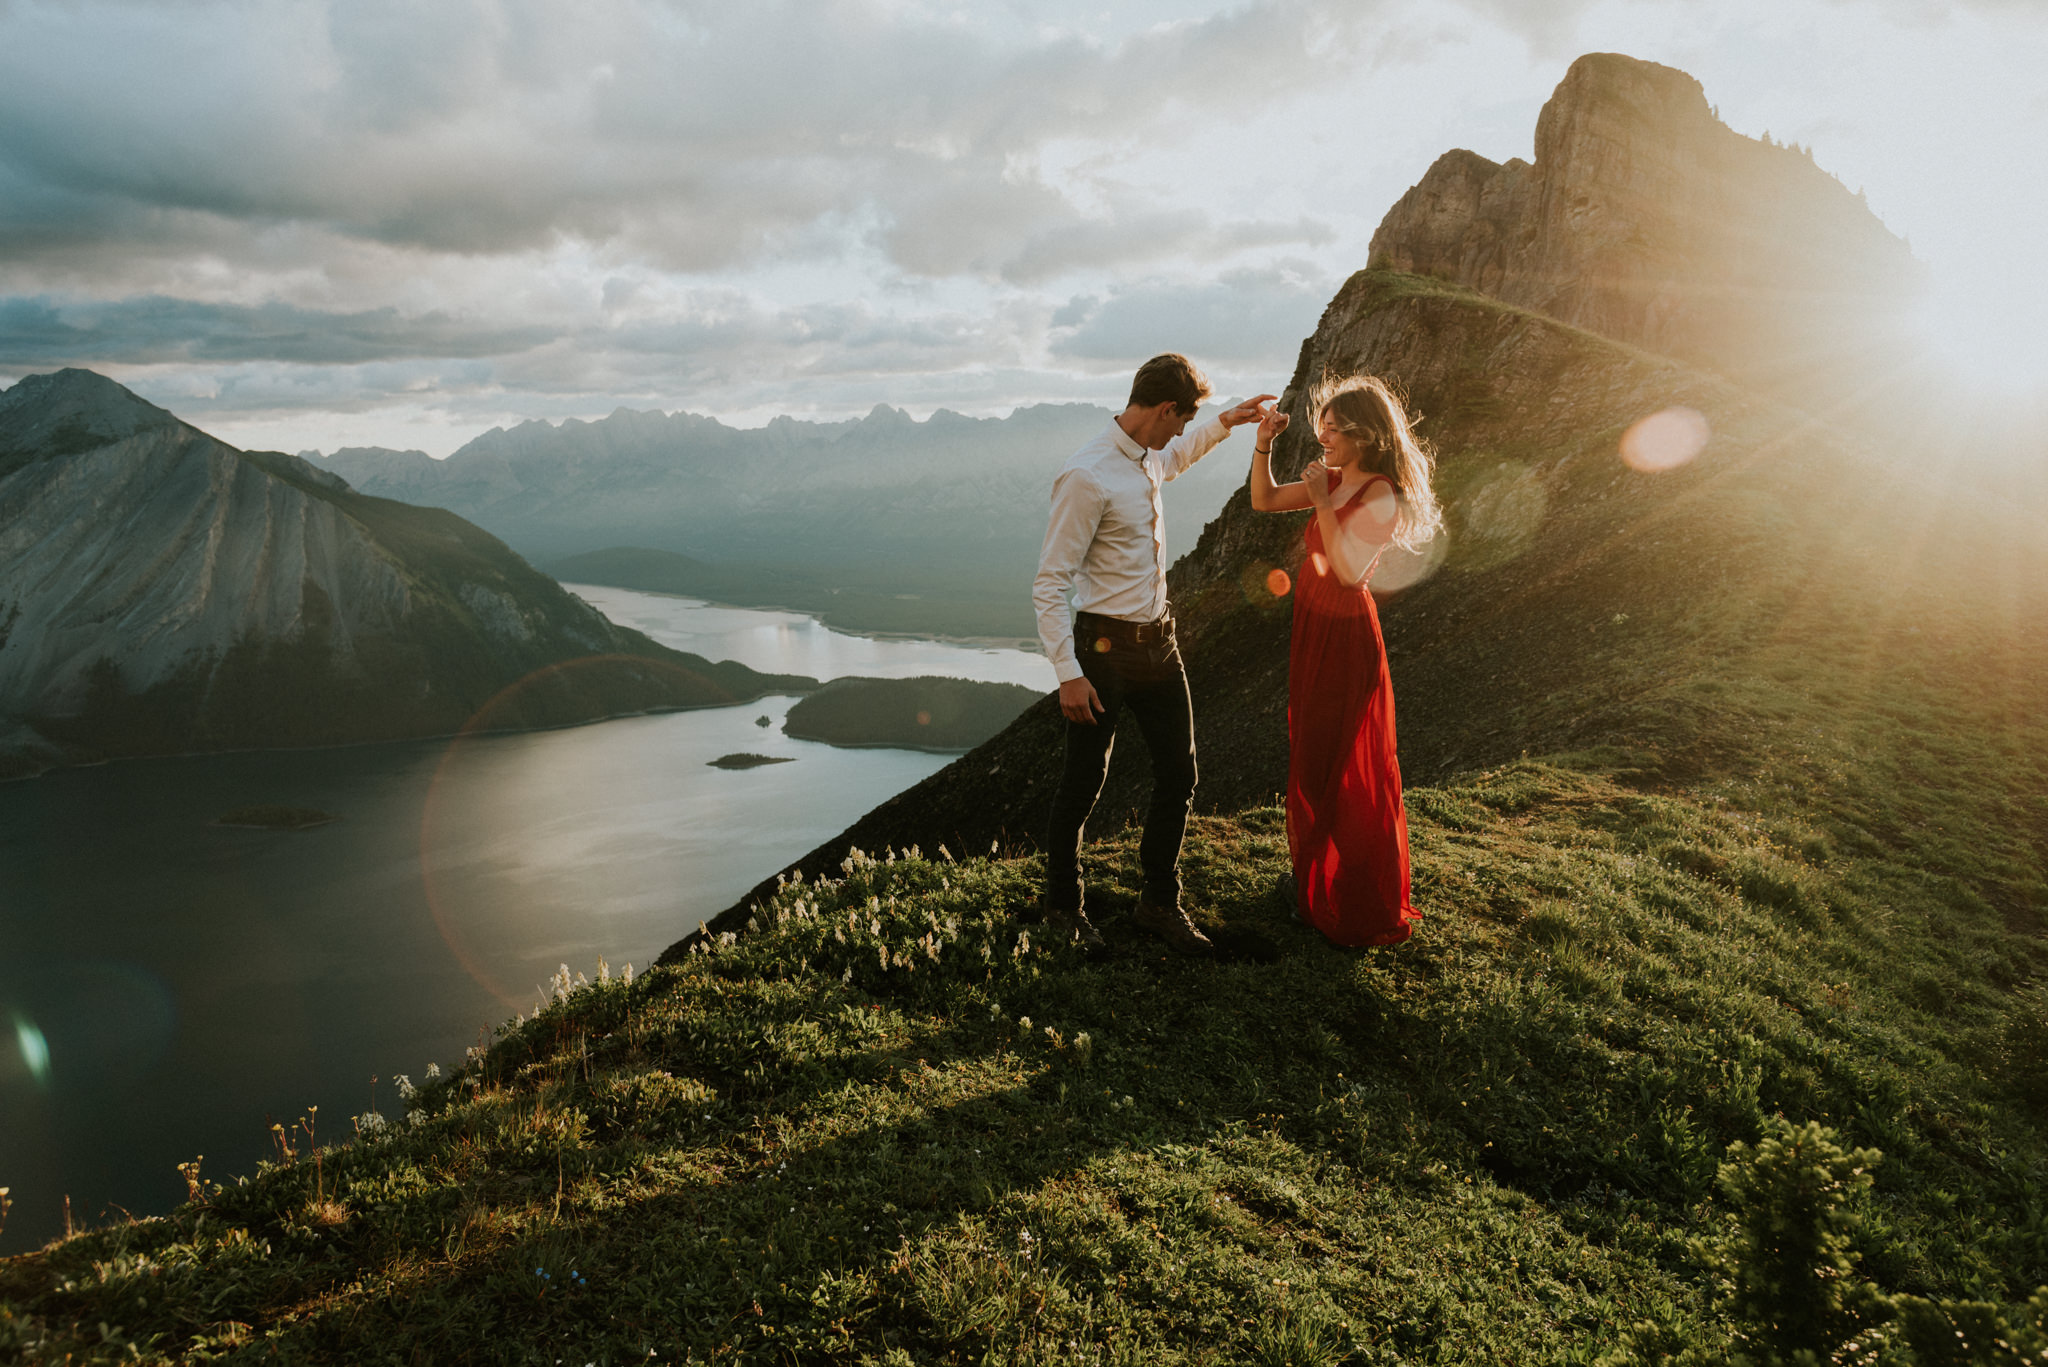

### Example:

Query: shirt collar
xmin=1107 ymin=418 xmax=1149 ymax=464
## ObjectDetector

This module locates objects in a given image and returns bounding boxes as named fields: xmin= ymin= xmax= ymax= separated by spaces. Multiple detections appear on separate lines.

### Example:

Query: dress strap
xmin=1336 ymin=473 xmax=1396 ymax=512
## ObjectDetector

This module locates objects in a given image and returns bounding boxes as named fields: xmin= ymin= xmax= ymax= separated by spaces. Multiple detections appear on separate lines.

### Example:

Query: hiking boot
xmin=1041 ymin=897 xmax=1105 ymax=949
xmin=1133 ymin=897 xmax=1214 ymax=956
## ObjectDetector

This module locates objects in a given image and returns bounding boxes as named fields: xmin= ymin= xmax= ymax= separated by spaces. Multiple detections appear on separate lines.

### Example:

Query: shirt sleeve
xmin=1033 ymin=466 xmax=1103 ymax=685
xmin=1158 ymin=415 xmax=1231 ymax=482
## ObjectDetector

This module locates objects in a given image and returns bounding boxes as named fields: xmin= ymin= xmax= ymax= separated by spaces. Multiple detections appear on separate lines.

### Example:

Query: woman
xmin=1249 ymin=375 xmax=1442 ymax=946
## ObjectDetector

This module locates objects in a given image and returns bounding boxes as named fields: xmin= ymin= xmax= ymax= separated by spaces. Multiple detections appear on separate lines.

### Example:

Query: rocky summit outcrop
xmin=0 ymin=369 xmax=812 ymax=777
xmin=1367 ymin=53 xmax=1920 ymax=388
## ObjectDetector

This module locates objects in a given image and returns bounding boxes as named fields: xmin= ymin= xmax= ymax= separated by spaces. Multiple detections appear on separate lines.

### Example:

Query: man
xmin=1033 ymin=353 xmax=1273 ymax=953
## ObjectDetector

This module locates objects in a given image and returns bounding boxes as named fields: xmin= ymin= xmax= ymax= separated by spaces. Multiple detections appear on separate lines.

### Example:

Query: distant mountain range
xmin=306 ymin=400 xmax=1258 ymax=638
xmin=0 ymin=370 xmax=812 ymax=778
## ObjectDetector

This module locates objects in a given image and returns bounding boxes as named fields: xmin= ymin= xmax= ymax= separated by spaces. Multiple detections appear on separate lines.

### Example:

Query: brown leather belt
xmin=1076 ymin=610 xmax=1175 ymax=645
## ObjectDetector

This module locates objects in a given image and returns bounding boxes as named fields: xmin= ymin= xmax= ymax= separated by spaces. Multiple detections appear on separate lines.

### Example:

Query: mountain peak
xmin=0 ymin=367 xmax=183 ymax=460
xmin=1367 ymin=51 xmax=1918 ymax=387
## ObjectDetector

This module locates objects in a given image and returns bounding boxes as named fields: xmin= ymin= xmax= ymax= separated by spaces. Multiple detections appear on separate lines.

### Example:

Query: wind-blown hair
xmin=1310 ymin=374 xmax=1443 ymax=552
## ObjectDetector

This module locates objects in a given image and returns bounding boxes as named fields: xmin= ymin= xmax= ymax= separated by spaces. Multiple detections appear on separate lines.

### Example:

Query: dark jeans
xmin=1044 ymin=616 xmax=1197 ymax=911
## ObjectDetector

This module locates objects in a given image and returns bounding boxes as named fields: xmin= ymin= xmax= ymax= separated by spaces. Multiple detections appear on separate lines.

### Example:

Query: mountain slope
xmin=0 ymin=370 xmax=813 ymax=775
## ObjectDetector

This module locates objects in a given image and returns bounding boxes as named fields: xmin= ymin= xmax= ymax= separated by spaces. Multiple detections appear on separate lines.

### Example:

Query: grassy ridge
xmin=2 ymin=719 xmax=2043 ymax=1360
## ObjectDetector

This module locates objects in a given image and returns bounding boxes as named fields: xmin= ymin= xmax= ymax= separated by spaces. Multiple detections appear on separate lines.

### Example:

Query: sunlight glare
xmin=1620 ymin=408 xmax=1711 ymax=473
xmin=1915 ymin=277 xmax=2048 ymax=394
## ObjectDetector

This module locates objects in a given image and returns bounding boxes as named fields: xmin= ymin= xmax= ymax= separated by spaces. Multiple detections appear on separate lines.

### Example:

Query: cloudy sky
xmin=1 ymin=0 xmax=2043 ymax=455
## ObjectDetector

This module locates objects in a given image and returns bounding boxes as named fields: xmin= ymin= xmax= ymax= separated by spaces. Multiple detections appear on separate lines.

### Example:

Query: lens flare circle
xmin=1265 ymin=568 xmax=1292 ymax=597
xmin=1371 ymin=529 xmax=1448 ymax=594
xmin=1620 ymin=407 xmax=1711 ymax=472
xmin=11 ymin=1013 xmax=50 ymax=1086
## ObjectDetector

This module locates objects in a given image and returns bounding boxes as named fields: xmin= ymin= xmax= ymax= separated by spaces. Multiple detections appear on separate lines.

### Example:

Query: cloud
xmin=0 ymin=0 xmax=1384 ymax=281
xmin=1049 ymin=262 xmax=1333 ymax=366
xmin=0 ymin=295 xmax=558 ymax=367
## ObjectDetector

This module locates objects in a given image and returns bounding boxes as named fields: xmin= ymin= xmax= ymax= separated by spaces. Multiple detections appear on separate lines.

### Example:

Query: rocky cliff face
xmin=0 ymin=370 xmax=811 ymax=776
xmin=1367 ymin=53 xmax=1920 ymax=386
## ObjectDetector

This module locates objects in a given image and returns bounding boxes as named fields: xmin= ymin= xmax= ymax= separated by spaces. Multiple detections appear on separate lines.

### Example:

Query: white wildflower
xmin=424 ymin=1062 xmax=441 ymax=1081
xmin=394 ymin=1074 xmax=416 ymax=1101
xmin=1072 ymin=1032 xmax=1094 ymax=1067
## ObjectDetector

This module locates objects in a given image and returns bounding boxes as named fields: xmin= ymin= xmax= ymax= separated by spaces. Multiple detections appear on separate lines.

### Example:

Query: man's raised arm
xmin=1159 ymin=394 xmax=1275 ymax=480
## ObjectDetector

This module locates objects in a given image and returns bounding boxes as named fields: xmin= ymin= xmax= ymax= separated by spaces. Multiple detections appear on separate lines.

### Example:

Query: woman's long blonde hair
xmin=1309 ymin=374 xmax=1442 ymax=552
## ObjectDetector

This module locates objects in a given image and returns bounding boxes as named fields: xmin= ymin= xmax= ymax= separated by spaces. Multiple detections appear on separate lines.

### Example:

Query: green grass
xmin=4 ymin=737 xmax=2043 ymax=1362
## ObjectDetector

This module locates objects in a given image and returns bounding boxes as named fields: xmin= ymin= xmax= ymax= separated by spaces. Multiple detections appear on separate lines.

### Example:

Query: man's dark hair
xmin=1128 ymin=353 xmax=1212 ymax=415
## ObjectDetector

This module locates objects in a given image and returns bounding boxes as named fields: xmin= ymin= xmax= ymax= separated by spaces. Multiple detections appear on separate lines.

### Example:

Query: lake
xmin=0 ymin=588 xmax=1046 ymax=1253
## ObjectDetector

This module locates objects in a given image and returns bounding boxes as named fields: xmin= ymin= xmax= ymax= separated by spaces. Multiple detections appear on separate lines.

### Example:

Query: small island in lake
xmin=707 ymin=753 xmax=795 ymax=769
xmin=215 ymin=805 xmax=339 ymax=830
xmin=783 ymin=676 xmax=1039 ymax=752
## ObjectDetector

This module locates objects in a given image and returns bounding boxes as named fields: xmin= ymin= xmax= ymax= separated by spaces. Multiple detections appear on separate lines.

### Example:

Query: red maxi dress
xmin=1288 ymin=472 xmax=1419 ymax=946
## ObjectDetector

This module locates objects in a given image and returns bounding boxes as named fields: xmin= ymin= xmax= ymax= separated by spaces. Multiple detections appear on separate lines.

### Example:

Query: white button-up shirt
xmin=1033 ymin=415 xmax=1231 ymax=684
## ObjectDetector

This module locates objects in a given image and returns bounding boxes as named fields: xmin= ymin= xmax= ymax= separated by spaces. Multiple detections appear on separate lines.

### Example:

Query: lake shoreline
xmin=0 ymin=690 xmax=814 ymax=785
xmin=562 ymin=582 xmax=1048 ymax=658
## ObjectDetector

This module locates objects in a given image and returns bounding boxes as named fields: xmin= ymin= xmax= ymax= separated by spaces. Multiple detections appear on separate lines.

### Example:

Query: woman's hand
xmin=1303 ymin=461 xmax=1333 ymax=512
xmin=1257 ymin=406 xmax=1290 ymax=447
